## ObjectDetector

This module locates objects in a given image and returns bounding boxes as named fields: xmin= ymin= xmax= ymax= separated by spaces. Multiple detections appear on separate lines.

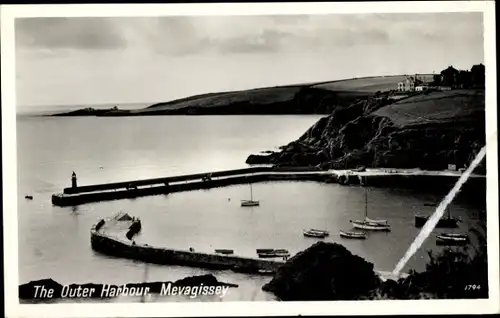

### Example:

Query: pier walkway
xmin=52 ymin=166 xmax=485 ymax=206
xmin=91 ymin=213 xmax=284 ymax=275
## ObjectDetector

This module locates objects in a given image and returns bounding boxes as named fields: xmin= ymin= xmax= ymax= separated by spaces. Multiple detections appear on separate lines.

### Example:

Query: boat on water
xmin=273 ymin=249 xmax=291 ymax=257
xmin=339 ymin=230 xmax=367 ymax=239
xmin=303 ymin=229 xmax=329 ymax=238
xmin=256 ymin=248 xmax=274 ymax=253
xmin=364 ymin=217 xmax=388 ymax=225
xmin=214 ymin=249 xmax=234 ymax=255
xmin=241 ymin=183 xmax=260 ymax=207
xmin=436 ymin=232 xmax=469 ymax=245
xmin=415 ymin=207 xmax=459 ymax=228
xmin=350 ymin=220 xmax=391 ymax=231
xmin=256 ymin=248 xmax=290 ymax=258
xmin=350 ymin=189 xmax=391 ymax=231
xmin=24 ymin=195 xmax=33 ymax=200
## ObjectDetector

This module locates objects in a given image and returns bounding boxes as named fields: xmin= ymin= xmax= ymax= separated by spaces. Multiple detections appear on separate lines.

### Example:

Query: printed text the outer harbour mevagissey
xmin=32 ymin=283 xmax=230 ymax=299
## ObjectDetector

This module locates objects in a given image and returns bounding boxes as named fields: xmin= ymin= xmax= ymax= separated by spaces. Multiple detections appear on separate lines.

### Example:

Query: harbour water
xmin=16 ymin=114 xmax=484 ymax=302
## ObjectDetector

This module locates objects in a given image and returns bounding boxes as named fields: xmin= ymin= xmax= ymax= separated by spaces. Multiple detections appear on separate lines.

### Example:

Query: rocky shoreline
xmin=262 ymin=241 xmax=488 ymax=300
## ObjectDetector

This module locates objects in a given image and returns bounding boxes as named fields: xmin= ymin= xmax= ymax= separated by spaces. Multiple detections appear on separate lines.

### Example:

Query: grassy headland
xmin=50 ymin=75 xmax=426 ymax=116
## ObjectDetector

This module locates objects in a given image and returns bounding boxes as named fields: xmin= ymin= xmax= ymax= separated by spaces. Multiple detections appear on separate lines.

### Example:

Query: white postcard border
xmin=2 ymin=1 xmax=498 ymax=317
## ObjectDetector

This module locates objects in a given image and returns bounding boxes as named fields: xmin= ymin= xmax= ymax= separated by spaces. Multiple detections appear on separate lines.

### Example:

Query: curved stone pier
xmin=90 ymin=214 xmax=284 ymax=275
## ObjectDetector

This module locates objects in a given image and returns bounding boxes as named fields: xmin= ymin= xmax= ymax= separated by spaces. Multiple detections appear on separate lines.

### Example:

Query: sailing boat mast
xmin=364 ymin=188 xmax=368 ymax=218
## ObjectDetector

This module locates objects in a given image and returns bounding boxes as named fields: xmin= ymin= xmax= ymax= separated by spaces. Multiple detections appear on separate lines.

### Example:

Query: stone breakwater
xmin=90 ymin=214 xmax=284 ymax=275
xmin=52 ymin=167 xmax=485 ymax=207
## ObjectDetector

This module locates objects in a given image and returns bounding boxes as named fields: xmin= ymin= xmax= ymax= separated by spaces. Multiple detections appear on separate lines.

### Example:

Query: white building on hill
xmin=415 ymin=84 xmax=429 ymax=91
xmin=397 ymin=76 xmax=416 ymax=92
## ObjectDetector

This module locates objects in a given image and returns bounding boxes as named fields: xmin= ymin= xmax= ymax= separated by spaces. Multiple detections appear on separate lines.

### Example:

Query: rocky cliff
xmin=262 ymin=238 xmax=488 ymax=300
xmin=262 ymin=242 xmax=381 ymax=300
xmin=247 ymin=89 xmax=486 ymax=173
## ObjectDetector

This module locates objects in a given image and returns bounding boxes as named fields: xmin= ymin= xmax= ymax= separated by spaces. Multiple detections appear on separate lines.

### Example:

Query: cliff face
xmin=247 ymin=89 xmax=486 ymax=172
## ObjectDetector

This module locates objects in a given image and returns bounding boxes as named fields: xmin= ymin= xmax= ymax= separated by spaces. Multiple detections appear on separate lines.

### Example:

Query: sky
xmin=15 ymin=13 xmax=484 ymax=107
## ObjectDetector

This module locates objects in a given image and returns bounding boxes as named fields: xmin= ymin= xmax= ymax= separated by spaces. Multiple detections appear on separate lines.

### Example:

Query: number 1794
xmin=464 ymin=285 xmax=481 ymax=290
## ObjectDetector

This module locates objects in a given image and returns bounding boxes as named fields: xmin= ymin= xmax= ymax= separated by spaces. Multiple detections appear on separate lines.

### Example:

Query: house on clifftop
xmin=397 ymin=76 xmax=415 ymax=92
xmin=397 ymin=74 xmax=425 ymax=92
xmin=440 ymin=66 xmax=459 ymax=88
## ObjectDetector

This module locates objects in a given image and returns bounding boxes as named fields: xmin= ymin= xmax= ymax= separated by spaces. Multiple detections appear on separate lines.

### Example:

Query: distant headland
xmin=50 ymin=74 xmax=429 ymax=116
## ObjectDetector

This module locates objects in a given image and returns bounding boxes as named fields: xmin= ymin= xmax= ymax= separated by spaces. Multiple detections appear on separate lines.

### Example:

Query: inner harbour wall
xmin=90 ymin=219 xmax=284 ymax=275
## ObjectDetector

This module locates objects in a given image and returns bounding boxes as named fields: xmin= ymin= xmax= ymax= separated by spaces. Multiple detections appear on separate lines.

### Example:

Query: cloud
xmin=16 ymin=17 xmax=127 ymax=50
xmin=15 ymin=13 xmax=483 ymax=55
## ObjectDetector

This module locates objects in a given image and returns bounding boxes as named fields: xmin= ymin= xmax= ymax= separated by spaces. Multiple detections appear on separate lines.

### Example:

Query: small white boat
xmin=303 ymin=229 xmax=328 ymax=238
xmin=436 ymin=232 xmax=469 ymax=242
xmin=273 ymin=249 xmax=291 ymax=257
xmin=350 ymin=189 xmax=391 ymax=231
xmin=339 ymin=230 xmax=367 ymax=239
xmin=439 ymin=233 xmax=468 ymax=239
xmin=305 ymin=228 xmax=330 ymax=235
xmin=241 ymin=184 xmax=259 ymax=207
xmin=241 ymin=200 xmax=260 ymax=207
xmin=350 ymin=220 xmax=391 ymax=231
xmin=256 ymin=249 xmax=290 ymax=258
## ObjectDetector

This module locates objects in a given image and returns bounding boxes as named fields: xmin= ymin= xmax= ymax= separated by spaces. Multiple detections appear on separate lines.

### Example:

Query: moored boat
xmin=436 ymin=232 xmax=469 ymax=242
xmin=436 ymin=233 xmax=469 ymax=245
xmin=273 ymin=249 xmax=290 ymax=257
xmin=439 ymin=232 xmax=469 ymax=239
xmin=415 ymin=215 xmax=459 ymax=228
xmin=350 ymin=188 xmax=391 ymax=231
xmin=364 ymin=217 xmax=388 ymax=225
xmin=241 ymin=200 xmax=259 ymax=207
xmin=304 ymin=228 xmax=330 ymax=235
xmin=350 ymin=220 xmax=391 ymax=231
xmin=214 ymin=249 xmax=234 ymax=255
xmin=339 ymin=230 xmax=367 ymax=239
xmin=415 ymin=207 xmax=460 ymax=228
xmin=303 ymin=229 xmax=328 ymax=238
xmin=241 ymin=184 xmax=260 ymax=207
xmin=256 ymin=248 xmax=274 ymax=253
xmin=256 ymin=248 xmax=290 ymax=258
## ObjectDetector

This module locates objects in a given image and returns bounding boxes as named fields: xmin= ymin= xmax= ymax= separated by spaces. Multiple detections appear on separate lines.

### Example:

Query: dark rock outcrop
xmin=51 ymin=106 xmax=120 ymax=116
xmin=262 ymin=236 xmax=488 ymax=300
xmin=262 ymin=242 xmax=381 ymax=301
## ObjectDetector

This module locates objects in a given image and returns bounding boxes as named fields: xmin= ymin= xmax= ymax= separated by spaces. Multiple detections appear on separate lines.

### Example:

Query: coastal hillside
xmin=312 ymin=74 xmax=433 ymax=92
xmin=51 ymin=75 xmax=423 ymax=116
xmin=246 ymin=89 xmax=486 ymax=172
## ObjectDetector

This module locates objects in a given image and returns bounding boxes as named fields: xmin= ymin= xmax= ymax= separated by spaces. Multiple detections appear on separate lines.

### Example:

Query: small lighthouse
xmin=71 ymin=171 xmax=78 ymax=188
